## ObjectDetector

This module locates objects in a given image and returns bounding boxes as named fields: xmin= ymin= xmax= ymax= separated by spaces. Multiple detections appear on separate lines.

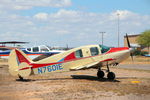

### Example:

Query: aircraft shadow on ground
xmin=16 ymin=75 xmax=138 ymax=82
xmin=116 ymin=77 xmax=138 ymax=79
xmin=16 ymin=79 xmax=36 ymax=82
xmin=16 ymin=75 xmax=120 ymax=82
xmin=16 ymin=77 xmax=71 ymax=82
xmin=71 ymin=75 xmax=120 ymax=82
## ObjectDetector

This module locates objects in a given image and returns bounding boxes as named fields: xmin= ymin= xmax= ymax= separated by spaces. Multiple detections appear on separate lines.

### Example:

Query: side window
xmin=90 ymin=47 xmax=99 ymax=56
xmin=75 ymin=49 xmax=83 ymax=58
xmin=27 ymin=48 xmax=31 ymax=52
xmin=33 ymin=47 xmax=39 ymax=52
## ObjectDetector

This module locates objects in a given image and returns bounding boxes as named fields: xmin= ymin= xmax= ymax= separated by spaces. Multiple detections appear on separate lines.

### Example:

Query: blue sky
xmin=0 ymin=0 xmax=150 ymax=47
xmin=19 ymin=0 xmax=150 ymax=16
xmin=72 ymin=0 xmax=150 ymax=14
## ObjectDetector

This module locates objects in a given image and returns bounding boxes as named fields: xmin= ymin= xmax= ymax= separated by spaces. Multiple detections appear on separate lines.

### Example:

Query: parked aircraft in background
xmin=0 ymin=45 xmax=65 ymax=59
xmin=8 ymin=34 xmax=133 ymax=80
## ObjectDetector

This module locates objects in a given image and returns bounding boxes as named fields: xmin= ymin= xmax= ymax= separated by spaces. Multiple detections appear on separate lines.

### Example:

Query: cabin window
xmin=27 ymin=48 xmax=31 ymax=52
xmin=90 ymin=47 xmax=99 ymax=56
xmin=99 ymin=45 xmax=110 ymax=53
xmin=75 ymin=49 xmax=83 ymax=58
xmin=33 ymin=47 xmax=39 ymax=52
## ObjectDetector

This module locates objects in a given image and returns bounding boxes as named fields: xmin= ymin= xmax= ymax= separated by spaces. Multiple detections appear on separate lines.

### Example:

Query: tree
xmin=137 ymin=30 xmax=150 ymax=54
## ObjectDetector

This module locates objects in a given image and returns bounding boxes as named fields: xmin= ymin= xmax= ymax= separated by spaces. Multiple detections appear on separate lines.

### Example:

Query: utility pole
xmin=99 ymin=32 xmax=105 ymax=45
xmin=117 ymin=13 xmax=120 ymax=47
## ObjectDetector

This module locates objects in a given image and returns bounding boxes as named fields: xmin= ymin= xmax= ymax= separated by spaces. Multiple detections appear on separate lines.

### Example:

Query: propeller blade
xmin=126 ymin=33 xmax=134 ymax=63
xmin=130 ymin=52 xmax=134 ymax=62
xmin=126 ymin=33 xmax=131 ymax=48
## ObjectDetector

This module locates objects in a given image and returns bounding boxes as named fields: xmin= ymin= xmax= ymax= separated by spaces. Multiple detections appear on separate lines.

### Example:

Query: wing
xmin=70 ymin=61 xmax=100 ymax=70
xmin=70 ymin=58 xmax=115 ymax=70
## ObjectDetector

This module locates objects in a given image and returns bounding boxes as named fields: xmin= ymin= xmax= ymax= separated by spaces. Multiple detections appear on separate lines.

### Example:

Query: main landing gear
xmin=97 ymin=64 xmax=116 ymax=80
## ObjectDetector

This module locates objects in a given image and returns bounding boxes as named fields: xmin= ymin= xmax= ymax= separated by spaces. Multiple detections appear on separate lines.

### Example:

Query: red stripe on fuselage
xmin=20 ymin=67 xmax=30 ymax=70
xmin=64 ymin=52 xmax=76 ymax=61
xmin=106 ymin=47 xmax=129 ymax=54
xmin=31 ymin=62 xmax=59 ymax=69
xmin=101 ymin=58 xmax=115 ymax=62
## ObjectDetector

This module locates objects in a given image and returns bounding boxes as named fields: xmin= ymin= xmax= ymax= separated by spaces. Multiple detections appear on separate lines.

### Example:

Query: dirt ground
xmin=0 ymin=58 xmax=150 ymax=100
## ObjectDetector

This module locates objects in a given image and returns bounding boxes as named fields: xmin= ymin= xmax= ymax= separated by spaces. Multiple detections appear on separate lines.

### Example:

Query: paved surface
xmin=119 ymin=64 xmax=150 ymax=70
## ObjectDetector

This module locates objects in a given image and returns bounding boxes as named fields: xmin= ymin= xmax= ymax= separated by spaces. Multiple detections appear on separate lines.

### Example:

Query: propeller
xmin=126 ymin=33 xmax=131 ymax=48
xmin=126 ymin=33 xmax=134 ymax=62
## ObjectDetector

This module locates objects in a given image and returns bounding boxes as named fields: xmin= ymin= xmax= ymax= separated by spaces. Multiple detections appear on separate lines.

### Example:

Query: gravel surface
xmin=0 ymin=62 xmax=150 ymax=100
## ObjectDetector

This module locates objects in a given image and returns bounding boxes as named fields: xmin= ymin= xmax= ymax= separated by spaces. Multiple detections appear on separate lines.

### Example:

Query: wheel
xmin=107 ymin=72 xmax=115 ymax=80
xmin=97 ymin=71 xmax=105 ymax=78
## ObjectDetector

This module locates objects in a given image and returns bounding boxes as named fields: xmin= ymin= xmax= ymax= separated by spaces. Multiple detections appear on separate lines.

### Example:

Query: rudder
xmin=8 ymin=49 xmax=33 ymax=78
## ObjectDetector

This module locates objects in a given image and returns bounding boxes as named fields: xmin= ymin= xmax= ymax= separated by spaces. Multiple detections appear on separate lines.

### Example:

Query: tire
xmin=97 ymin=71 xmax=105 ymax=78
xmin=107 ymin=72 xmax=115 ymax=80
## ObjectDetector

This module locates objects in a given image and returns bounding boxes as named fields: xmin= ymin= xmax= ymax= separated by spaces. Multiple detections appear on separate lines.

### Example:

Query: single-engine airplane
xmin=8 ymin=34 xmax=133 ymax=80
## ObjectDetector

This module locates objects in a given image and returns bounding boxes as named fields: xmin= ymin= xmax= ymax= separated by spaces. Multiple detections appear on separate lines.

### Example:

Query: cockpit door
xmin=90 ymin=46 xmax=102 ymax=62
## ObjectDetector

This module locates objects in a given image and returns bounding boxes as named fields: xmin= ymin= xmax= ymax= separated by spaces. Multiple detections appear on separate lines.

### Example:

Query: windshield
xmin=99 ymin=45 xmax=110 ymax=53
xmin=40 ymin=45 xmax=49 ymax=52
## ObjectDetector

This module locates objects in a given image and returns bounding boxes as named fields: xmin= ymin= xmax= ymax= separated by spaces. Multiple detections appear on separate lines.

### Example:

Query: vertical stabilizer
xmin=8 ymin=49 xmax=33 ymax=78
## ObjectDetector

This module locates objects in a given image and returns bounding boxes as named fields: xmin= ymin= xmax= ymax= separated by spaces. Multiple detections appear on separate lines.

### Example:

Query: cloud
xmin=109 ymin=10 xmax=137 ymax=20
xmin=52 ymin=9 xmax=79 ymax=18
xmin=55 ymin=30 xmax=70 ymax=35
xmin=0 ymin=0 xmax=72 ymax=10
xmin=0 ymin=31 xmax=33 ymax=41
xmin=0 ymin=9 xmax=150 ymax=47
xmin=33 ymin=13 xmax=48 ymax=20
